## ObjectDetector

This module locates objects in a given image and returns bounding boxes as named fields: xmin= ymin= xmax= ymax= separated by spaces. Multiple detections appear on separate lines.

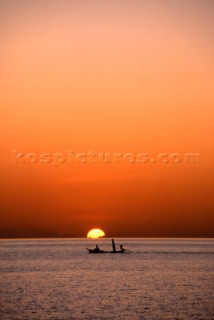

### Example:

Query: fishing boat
xmin=86 ymin=239 xmax=130 ymax=254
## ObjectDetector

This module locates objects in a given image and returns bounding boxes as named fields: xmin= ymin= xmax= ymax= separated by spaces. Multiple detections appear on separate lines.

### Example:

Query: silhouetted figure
xmin=112 ymin=239 xmax=116 ymax=252
xmin=94 ymin=245 xmax=100 ymax=252
xmin=120 ymin=245 xmax=125 ymax=253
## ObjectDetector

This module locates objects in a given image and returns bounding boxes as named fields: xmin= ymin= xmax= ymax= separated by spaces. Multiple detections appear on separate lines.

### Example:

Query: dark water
xmin=0 ymin=238 xmax=213 ymax=320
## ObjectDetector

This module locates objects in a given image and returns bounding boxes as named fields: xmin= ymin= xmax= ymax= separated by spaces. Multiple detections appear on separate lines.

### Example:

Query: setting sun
xmin=87 ymin=229 xmax=105 ymax=239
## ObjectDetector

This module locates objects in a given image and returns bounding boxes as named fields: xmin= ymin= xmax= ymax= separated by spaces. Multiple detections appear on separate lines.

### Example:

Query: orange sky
xmin=0 ymin=0 xmax=213 ymax=237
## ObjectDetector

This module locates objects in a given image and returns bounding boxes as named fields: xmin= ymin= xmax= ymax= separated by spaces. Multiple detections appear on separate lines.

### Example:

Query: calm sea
xmin=0 ymin=238 xmax=213 ymax=320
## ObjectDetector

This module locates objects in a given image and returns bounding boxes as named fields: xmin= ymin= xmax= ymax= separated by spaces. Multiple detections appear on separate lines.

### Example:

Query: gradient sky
xmin=0 ymin=0 xmax=213 ymax=237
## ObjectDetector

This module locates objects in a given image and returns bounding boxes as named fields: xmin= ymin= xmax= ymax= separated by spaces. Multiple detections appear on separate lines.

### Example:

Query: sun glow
xmin=87 ymin=229 xmax=105 ymax=239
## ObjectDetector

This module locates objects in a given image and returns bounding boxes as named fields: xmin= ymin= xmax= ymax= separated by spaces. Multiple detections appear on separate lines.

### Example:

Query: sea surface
xmin=0 ymin=238 xmax=213 ymax=320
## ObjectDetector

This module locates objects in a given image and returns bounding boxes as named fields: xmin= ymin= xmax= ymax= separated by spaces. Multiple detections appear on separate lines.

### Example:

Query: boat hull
xmin=86 ymin=248 xmax=125 ymax=254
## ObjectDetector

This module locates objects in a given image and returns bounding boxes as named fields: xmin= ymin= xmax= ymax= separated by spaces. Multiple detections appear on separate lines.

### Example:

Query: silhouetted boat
xmin=86 ymin=248 xmax=126 ymax=254
xmin=86 ymin=239 xmax=130 ymax=254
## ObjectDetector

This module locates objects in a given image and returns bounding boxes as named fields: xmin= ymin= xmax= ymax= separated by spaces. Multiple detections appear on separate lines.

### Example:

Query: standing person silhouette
xmin=112 ymin=239 xmax=116 ymax=252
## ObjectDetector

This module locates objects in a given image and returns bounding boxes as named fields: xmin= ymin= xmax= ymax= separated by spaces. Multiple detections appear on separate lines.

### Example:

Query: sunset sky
xmin=0 ymin=0 xmax=213 ymax=237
